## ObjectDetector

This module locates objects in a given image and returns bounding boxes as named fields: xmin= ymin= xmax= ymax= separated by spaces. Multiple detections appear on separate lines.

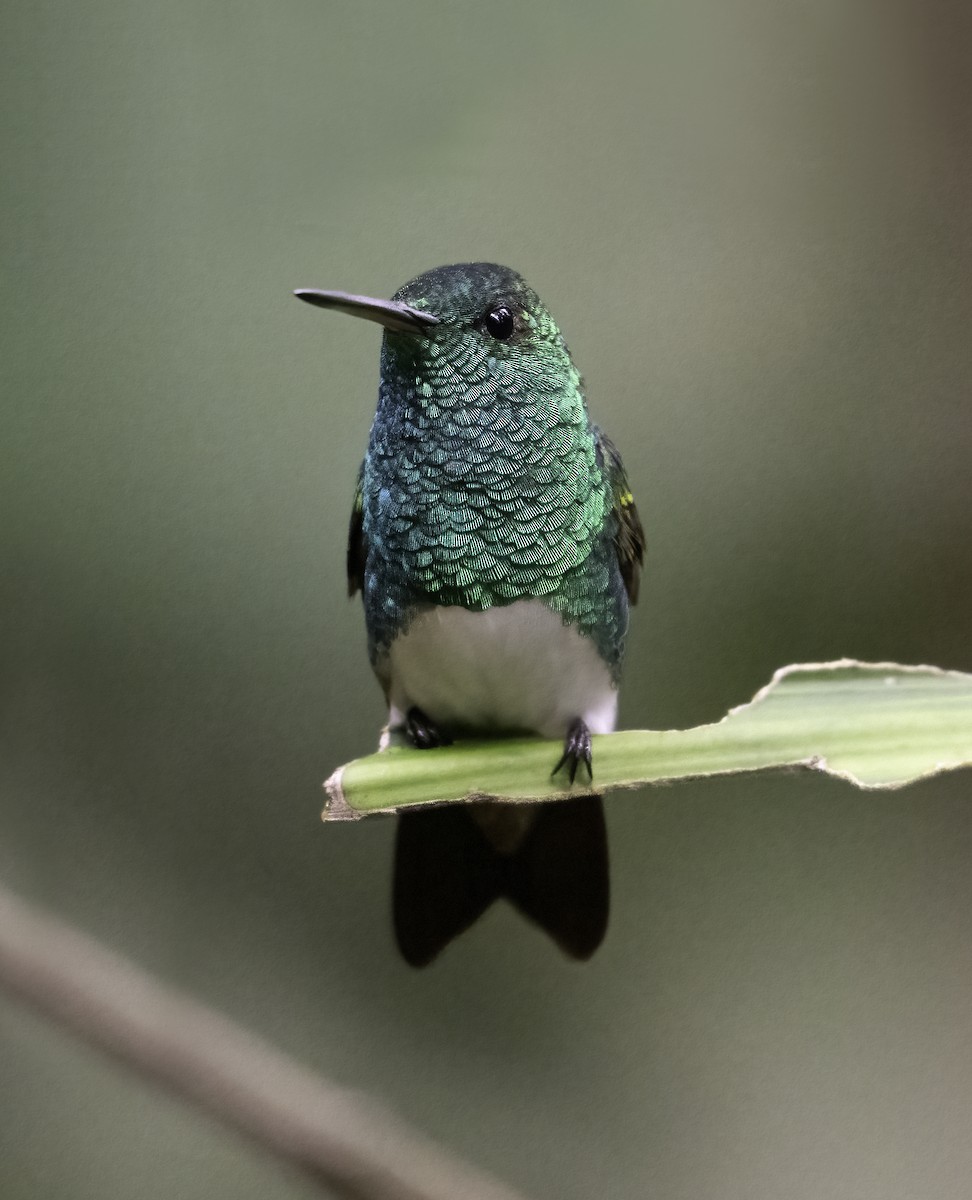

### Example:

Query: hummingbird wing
xmin=347 ymin=461 xmax=367 ymax=598
xmin=597 ymin=432 xmax=645 ymax=605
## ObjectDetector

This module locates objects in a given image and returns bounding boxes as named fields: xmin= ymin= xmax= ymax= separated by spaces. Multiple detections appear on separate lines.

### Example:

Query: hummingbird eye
xmin=484 ymin=306 xmax=515 ymax=341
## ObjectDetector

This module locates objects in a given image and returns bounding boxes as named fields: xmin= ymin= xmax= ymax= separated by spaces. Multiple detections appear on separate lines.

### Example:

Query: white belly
xmin=383 ymin=600 xmax=618 ymax=740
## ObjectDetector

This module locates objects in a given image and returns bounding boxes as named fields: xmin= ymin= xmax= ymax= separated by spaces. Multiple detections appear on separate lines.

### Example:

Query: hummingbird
xmin=295 ymin=263 xmax=644 ymax=966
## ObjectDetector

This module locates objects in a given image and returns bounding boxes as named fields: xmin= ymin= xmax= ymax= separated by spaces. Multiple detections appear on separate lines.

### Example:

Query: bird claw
xmin=552 ymin=717 xmax=593 ymax=785
xmin=405 ymin=706 xmax=453 ymax=750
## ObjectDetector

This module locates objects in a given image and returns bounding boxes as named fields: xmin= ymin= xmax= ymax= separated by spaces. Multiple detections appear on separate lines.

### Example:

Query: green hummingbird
xmin=296 ymin=263 xmax=644 ymax=966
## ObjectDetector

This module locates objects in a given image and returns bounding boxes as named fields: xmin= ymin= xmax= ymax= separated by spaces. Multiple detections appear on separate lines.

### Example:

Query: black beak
xmin=293 ymin=289 xmax=439 ymax=334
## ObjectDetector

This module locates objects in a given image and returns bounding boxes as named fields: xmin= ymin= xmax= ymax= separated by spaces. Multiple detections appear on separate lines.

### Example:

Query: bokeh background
xmin=2 ymin=2 xmax=971 ymax=1197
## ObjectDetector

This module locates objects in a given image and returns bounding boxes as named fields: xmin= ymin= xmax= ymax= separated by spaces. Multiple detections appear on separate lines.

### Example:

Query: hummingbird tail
xmin=505 ymin=795 xmax=609 ymax=961
xmin=392 ymin=796 xmax=609 ymax=967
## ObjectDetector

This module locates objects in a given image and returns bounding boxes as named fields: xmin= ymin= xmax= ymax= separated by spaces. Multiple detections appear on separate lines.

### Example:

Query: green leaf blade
xmin=324 ymin=660 xmax=972 ymax=819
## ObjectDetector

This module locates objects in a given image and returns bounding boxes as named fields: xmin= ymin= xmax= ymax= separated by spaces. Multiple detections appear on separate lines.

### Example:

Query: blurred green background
xmin=2 ymin=2 xmax=971 ymax=1197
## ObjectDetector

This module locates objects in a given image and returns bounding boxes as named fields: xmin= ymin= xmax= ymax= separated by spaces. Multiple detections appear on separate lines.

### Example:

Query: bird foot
xmin=552 ymin=717 xmax=594 ymax=785
xmin=405 ymin=706 xmax=453 ymax=750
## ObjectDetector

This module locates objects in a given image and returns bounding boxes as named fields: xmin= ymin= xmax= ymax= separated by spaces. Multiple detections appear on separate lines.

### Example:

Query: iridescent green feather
xmin=350 ymin=264 xmax=641 ymax=677
xmin=597 ymin=430 xmax=645 ymax=604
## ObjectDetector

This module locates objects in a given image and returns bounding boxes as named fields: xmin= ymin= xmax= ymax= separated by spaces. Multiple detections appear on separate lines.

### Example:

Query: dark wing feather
xmin=597 ymin=432 xmax=645 ymax=604
xmin=347 ymin=462 xmax=367 ymax=598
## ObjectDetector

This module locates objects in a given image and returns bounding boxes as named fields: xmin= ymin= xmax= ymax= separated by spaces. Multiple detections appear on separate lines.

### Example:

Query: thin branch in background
xmin=0 ymin=880 xmax=532 ymax=1200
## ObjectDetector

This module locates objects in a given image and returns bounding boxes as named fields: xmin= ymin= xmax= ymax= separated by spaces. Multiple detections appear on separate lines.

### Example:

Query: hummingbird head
xmin=295 ymin=263 xmax=582 ymax=412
